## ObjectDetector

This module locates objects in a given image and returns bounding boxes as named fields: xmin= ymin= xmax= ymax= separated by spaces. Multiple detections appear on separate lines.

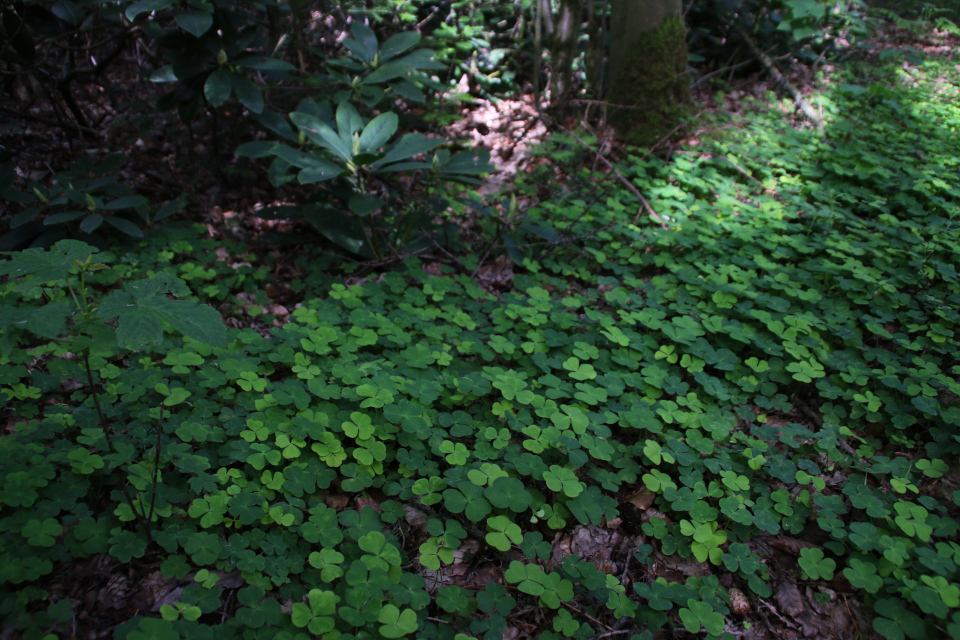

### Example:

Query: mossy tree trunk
xmin=606 ymin=0 xmax=689 ymax=145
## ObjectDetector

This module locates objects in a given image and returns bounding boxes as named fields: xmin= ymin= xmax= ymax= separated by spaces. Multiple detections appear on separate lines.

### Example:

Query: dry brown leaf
xmin=641 ymin=508 xmax=670 ymax=525
xmin=403 ymin=505 xmax=427 ymax=529
xmin=324 ymin=495 xmax=349 ymax=510
xmin=128 ymin=570 xmax=177 ymax=612
xmin=355 ymin=496 xmax=381 ymax=513
xmin=475 ymin=253 xmax=514 ymax=292
xmin=623 ymin=487 xmax=656 ymax=511
xmin=549 ymin=525 xmax=622 ymax=571
xmin=774 ymin=581 xmax=804 ymax=617
xmin=98 ymin=574 xmax=130 ymax=610
xmin=652 ymin=551 xmax=711 ymax=578
xmin=419 ymin=539 xmax=481 ymax=593
xmin=769 ymin=536 xmax=819 ymax=556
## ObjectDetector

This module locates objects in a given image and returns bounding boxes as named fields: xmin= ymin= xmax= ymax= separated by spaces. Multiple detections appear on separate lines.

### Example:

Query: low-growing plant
xmin=2 ymin=38 xmax=960 ymax=640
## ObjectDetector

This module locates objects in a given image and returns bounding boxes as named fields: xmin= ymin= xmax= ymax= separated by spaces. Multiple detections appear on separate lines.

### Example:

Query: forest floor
xmin=2 ymin=17 xmax=960 ymax=640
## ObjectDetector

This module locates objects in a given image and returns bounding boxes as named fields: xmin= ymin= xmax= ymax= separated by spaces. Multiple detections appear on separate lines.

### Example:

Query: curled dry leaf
xmin=213 ymin=570 xmax=245 ymax=589
xmin=651 ymin=550 xmax=711 ymax=578
xmin=475 ymin=253 xmax=514 ymax=292
xmin=324 ymin=494 xmax=350 ymax=510
xmin=501 ymin=626 xmax=522 ymax=640
xmin=623 ymin=487 xmax=656 ymax=511
xmin=594 ymin=558 xmax=618 ymax=575
xmin=467 ymin=562 xmax=503 ymax=589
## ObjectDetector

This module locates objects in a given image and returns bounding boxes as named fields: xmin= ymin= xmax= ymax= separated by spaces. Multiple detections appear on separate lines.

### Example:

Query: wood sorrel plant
xmin=0 ymin=240 xmax=227 ymax=626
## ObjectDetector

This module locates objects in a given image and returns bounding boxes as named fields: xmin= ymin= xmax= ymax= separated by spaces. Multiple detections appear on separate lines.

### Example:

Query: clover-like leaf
xmin=484 ymin=476 xmax=532 ymax=513
xmin=799 ymin=547 xmax=836 ymax=581
xmin=843 ymin=558 xmax=883 ymax=593
xmin=22 ymin=518 xmax=62 ymax=547
xmin=307 ymin=548 xmax=345 ymax=582
xmin=485 ymin=515 xmax=523 ymax=551
xmin=291 ymin=589 xmax=339 ymax=635
xmin=378 ymin=604 xmax=418 ymax=638
xmin=358 ymin=530 xmax=402 ymax=571
xmin=504 ymin=561 xmax=545 ymax=596
xmin=679 ymin=599 xmax=725 ymax=635
xmin=542 ymin=465 xmax=584 ymax=497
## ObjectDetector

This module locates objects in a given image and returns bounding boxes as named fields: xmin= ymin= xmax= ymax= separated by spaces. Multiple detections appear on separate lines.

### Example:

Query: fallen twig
xmin=735 ymin=24 xmax=825 ymax=129
xmin=537 ymin=111 xmax=666 ymax=227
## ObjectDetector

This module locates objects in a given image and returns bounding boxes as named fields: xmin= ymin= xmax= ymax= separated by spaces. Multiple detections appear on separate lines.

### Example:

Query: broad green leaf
xmin=291 ymin=112 xmax=352 ymax=161
xmin=271 ymin=144 xmax=340 ymax=171
xmin=236 ymin=57 xmax=295 ymax=71
xmin=359 ymin=112 xmax=398 ymax=154
xmin=231 ymin=74 xmax=264 ymax=113
xmin=379 ymin=31 xmax=421 ymax=61
xmin=346 ymin=22 xmax=378 ymax=63
xmin=373 ymin=133 xmax=445 ymax=168
xmin=80 ymin=213 xmax=104 ymax=233
xmin=235 ymin=141 xmax=277 ymax=158
xmin=175 ymin=11 xmax=213 ymax=38
xmin=251 ymin=108 xmax=298 ymax=141
xmin=442 ymin=150 xmax=493 ymax=175
xmin=52 ymin=1 xmax=83 ymax=25
xmin=335 ymin=101 xmax=364 ymax=150
xmin=0 ymin=239 xmax=97 ymax=282
xmin=125 ymin=0 xmax=174 ymax=21
xmin=348 ymin=194 xmax=385 ymax=217
xmin=364 ymin=61 xmax=412 ymax=84
xmin=204 ymin=69 xmax=232 ymax=107
xmin=105 ymin=196 xmax=149 ymax=211
xmin=97 ymin=272 xmax=227 ymax=348
xmin=389 ymin=49 xmax=446 ymax=70
xmin=104 ymin=216 xmax=143 ymax=237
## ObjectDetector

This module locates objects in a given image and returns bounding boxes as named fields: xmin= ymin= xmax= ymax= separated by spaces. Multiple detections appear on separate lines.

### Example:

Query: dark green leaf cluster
xmin=0 ymin=156 xmax=184 ymax=250
xmin=238 ymin=99 xmax=492 ymax=260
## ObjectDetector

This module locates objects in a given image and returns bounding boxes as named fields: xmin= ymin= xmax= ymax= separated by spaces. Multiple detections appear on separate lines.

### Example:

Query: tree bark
xmin=605 ymin=0 xmax=689 ymax=145
xmin=549 ymin=0 xmax=582 ymax=110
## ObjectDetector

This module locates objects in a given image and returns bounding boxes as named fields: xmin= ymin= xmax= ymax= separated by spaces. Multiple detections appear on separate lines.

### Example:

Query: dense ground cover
xmin=2 ymin=42 xmax=960 ymax=640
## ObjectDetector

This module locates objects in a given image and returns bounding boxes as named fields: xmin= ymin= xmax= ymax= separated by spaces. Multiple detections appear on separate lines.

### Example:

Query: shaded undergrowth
xmin=1 ymin=54 xmax=959 ymax=640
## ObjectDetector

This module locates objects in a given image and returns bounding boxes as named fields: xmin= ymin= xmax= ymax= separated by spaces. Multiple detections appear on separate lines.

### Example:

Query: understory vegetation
xmin=1 ymin=2 xmax=960 ymax=640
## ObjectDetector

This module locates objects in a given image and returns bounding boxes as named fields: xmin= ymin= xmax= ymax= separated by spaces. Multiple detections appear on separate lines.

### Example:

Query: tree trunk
xmin=539 ymin=0 xmax=555 ymax=39
xmin=606 ymin=0 xmax=688 ymax=145
xmin=549 ymin=0 xmax=582 ymax=110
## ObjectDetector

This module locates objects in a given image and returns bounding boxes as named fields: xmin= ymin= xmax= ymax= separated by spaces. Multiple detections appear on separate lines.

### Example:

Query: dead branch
xmin=735 ymin=24 xmax=825 ymax=129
